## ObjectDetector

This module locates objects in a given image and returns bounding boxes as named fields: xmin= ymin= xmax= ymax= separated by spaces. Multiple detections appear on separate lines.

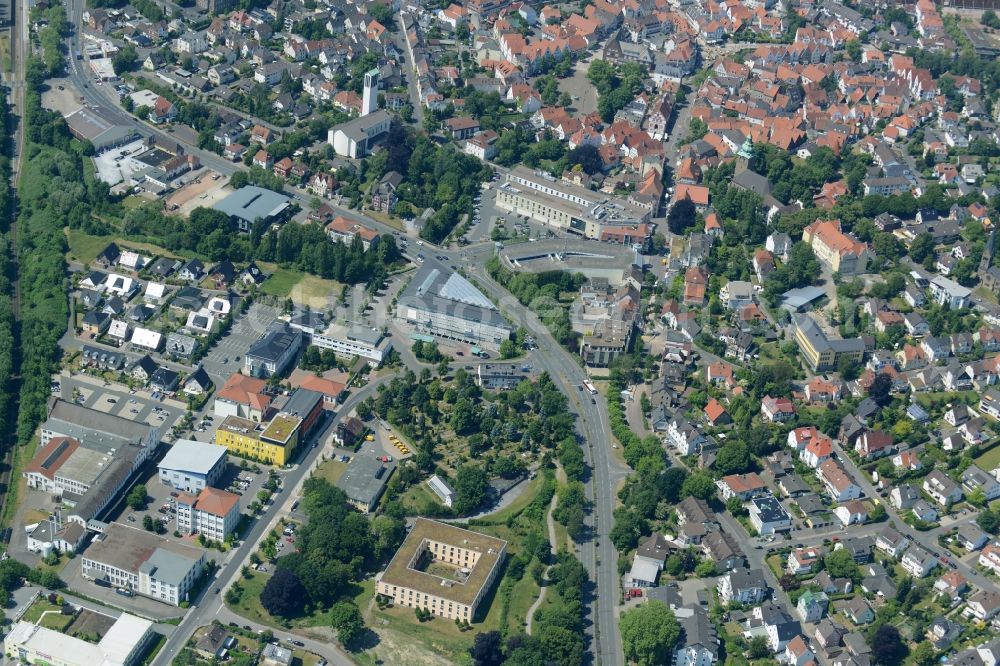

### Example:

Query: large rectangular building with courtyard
xmin=376 ymin=518 xmax=507 ymax=621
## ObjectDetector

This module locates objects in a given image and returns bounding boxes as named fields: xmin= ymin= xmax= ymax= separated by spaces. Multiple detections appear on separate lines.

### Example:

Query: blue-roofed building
xmin=213 ymin=186 xmax=291 ymax=232
xmin=781 ymin=286 xmax=826 ymax=312
xmin=906 ymin=403 xmax=930 ymax=422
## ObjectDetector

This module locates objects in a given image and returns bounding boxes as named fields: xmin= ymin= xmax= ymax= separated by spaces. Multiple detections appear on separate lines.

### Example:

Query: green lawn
xmin=368 ymin=604 xmax=479 ymax=665
xmin=257 ymin=265 xmax=342 ymax=309
xmin=226 ymin=571 xmax=272 ymax=626
xmin=976 ymin=444 xmax=1000 ymax=475
xmin=2 ymin=436 xmax=39 ymax=532
xmin=503 ymin=572 xmax=541 ymax=635
xmin=0 ymin=32 xmax=10 ymax=72
xmin=258 ymin=266 xmax=305 ymax=298
xmin=399 ymin=482 xmax=445 ymax=516
xmin=65 ymin=229 xmax=185 ymax=265
xmin=227 ymin=572 xmax=376 ymax=631
xmin=313 ymin=459 xmax=347 ymax=485
xmin=22 ymin=599 xmax=74 ymax=631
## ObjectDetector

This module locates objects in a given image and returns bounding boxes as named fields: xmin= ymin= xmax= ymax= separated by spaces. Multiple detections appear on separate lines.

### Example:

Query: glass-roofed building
xmin=397 ymin=266 xmax=514 ymax=349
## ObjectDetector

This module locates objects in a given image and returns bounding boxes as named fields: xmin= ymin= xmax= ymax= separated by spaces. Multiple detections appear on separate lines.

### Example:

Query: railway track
xmin=0 ymin=0 xmax=28 ymax=536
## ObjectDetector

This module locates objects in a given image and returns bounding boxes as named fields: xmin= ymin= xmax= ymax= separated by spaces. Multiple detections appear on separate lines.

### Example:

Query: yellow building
xmin=377 ymin=518 xmax=507 ymax=622
xmin=214 ymin=413 xmax=302 ymax=465
xmin=793 ymin=314 xmax=865 ymax=372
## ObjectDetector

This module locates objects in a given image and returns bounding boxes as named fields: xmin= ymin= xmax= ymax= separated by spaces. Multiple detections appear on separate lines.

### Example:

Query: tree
xmin=453 ymin=464 xmax=488 ymax=514
xmin=499 ymin=339 xmax=518 ymax=359
xmin=126 ymin=484 xmax=147 ymax=510
xmin=868 ymin=373 xmax=893 ymax=406
xmin=330 ymin=601 xmax=365 ymax=646
xmin=369 ymin=3 xmax=393 ymax=24
xmin=261 ymin=567 xmax=308 ymax=618
xmin=470 ymin=631 xmax=504 ymax=666
xmin=566 ymin=144 xmax=603 ymax=175
xmin=681 ymin=472 xmax=716 ymax=501
xmin=845 ymin=39 xmax=862 ymax=62
xmin=667 ymin=198 xmax=697 ymax=235
xmin=909 ymin=233 xmax=935 ymax=263
xmin=912 ymin=641 xmax=937 ymax=666
xmin=871 ymin=625 xmax=905 ymax=666
xmin=824 ymin=548 xmax=859 ymax=580
xmin=714 ymin=441 xmax=754 ymax=475
xmin=620 ymin=600 xmax=681 ymax=666
xmin=779 ymin=574 xmax=799 ymax=591
xmin=694 ymin=560 xmax=716 ymax=577
xmin=837 ymin=354 xmax=860 ymax=380
xmin=968 ymin=487 xmax=987 ymax=508
xmin=978 ymin=508 xmax=999 ymax=533
xmin=748 ymin=636 xmax=771 ymax=659
xmin=142 ymin=515 xmax=155 ymax=531
xmin=983 ymin=9 xmax=1000 ymax=28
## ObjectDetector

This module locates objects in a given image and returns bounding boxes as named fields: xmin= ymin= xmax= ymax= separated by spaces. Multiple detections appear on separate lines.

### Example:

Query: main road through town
xmin=64 ymin=0 xmax=238 ymax=177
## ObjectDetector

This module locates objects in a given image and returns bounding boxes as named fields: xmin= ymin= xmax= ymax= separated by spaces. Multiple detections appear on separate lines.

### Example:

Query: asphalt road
xmin=151 ymin=378 xmax=388 ymax=666
xmin=64 ymin=0 xmax=237 ymax=177
xmin=453 ymin=252 xmax=628 ymax=665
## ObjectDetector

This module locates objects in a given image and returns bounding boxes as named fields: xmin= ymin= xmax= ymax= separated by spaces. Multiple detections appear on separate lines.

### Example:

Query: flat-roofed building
xmin=377 ymin=518 xmax=507 ymax=621
xmin=337 ymin=454 xmax=396 ymax=513
xmin=214 ymin=412 xmax=302 ymax=465
xmin=157 ymin=440 xmax=228 ymax=493
xmin=82 ymin=524 xmax=207 ymax=606
xmin=398 ymin=266 xmax=514 ymax=349
xmin=308 ymin=323 xmax=393 ymax=366
xmin=4 ymin=612 xmax=153 ymax=666
xmin=29 ymin=401 xmax=158 ymax=529
xmin=495 ymin=166 xmax=652 ymax=246
xmin=175 ymin=487 xmax=240 ymax=541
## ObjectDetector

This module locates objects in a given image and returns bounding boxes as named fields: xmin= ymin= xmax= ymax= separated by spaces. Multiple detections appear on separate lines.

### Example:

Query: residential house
xmin=901 ymin=546 xmax=937 ymax=578
xmin=923 ymin=469 xmax=963 ymax=506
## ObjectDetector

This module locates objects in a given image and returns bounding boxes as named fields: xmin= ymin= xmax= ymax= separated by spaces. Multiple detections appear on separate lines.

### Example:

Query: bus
xmin=583 ymin=381 xmax=598 ymax=395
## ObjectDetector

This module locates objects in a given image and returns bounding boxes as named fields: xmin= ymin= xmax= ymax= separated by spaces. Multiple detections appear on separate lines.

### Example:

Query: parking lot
xmin=200 ymin=303 xmax=280 ymax=385
xmin=114 ymin=459 xmax=271 ymax=538
xmin=55 ymin=372 xmax=186 ymax=435
xmin=91 ymin=138 xmax=149 ymax=186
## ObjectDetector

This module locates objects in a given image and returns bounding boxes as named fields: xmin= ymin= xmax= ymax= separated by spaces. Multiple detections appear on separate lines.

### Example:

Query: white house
xmin=901 ymin=546 xmax=937 ymax=578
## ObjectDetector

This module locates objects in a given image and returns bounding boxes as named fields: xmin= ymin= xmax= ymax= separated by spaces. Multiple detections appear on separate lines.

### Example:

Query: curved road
xmin=151 ymin=377 xmax=389 ymax=666
xmin=56 ymin=12 xmax=630 ymax=656
xmin=64 ymin=0 xmax=237 ymax=177
xmin=462 ymin=252 xmax=628 ymax=665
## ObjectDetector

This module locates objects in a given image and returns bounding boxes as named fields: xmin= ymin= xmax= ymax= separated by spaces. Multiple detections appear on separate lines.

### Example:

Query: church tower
xmin=362 ymin=68 xmax=379 ymax=117
xmin=980 ymin=228 xmax=995 ymax=278
xmin=736 ymin=136 xmax=753 ymax=175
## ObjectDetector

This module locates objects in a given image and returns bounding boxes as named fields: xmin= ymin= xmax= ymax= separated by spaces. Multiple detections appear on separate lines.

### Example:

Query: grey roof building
xmin=213 ymin=186 xmax=292 ymax=232
xmin=245 ymin=322 xmax=303 ymax=378
xmin=397 ymin=266 xmax=514 ymax=349
xmin=336 ymin=454 xmax=396 ymax=513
